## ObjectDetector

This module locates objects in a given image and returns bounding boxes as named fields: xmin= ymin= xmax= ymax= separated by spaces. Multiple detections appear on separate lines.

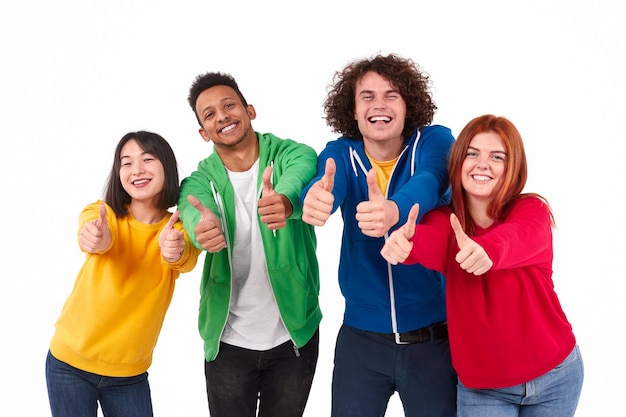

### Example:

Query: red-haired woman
xmin=381 ymin=115 xmax=583 ymax=417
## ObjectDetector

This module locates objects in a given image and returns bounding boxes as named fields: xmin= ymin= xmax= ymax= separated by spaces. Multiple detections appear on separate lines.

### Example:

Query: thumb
xmin=159 ymin=210 xmax=179 ymax=245
xmin=261 ymin=166 xmax=275 ymax=197
xmin=366 ymin=169 xmax=383 ymax=200
xmin=321 ymin=158 xmax=336 ymax=192
xmin=450 ymin=213 xmax=468 ymax=248
xmin=188 ymin=194 xmax=219 ymax=227
xmin=404 ymin=204 xmax=419 ymax=239
xmin=188 ymin=194 xmax=211 ymax=219
xmin=95 ymin=202 xmax=108 ymax=229
xmin=165 ymin=210 xmax=180 ymax=231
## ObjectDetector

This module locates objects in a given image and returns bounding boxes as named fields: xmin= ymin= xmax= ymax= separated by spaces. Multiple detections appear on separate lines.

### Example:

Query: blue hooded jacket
xmin=301 ymin=125 xmax=454 ymax=333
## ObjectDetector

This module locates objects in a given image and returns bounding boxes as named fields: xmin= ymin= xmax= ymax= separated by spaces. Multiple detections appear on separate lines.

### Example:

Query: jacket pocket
xmin=268 ymin=266 xmax=318 ymax=329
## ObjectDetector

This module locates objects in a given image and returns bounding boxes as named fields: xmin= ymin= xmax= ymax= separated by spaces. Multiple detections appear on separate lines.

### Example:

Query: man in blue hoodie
xmin=301 ymin=54 xmax=457 ymax=417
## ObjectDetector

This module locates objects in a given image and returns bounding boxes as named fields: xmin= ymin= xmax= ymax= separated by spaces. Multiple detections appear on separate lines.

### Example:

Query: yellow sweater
xmin=49 ymin=201 xmax=200 ymax=377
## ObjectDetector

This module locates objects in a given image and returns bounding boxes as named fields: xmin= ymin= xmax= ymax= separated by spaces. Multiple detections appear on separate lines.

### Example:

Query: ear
xmin=246 ymin=104 xmax=257 ymax=121
xmin=199 ymin=128 xmax=211 ymax=143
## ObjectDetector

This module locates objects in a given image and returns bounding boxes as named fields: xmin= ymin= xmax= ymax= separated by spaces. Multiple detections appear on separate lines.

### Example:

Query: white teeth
xmin=472 ymin=175 xmax=491 ymax=181
xmin=369 ymin=116 xmax=390 ymax=122
xmin=133 ymin=179 xmax=149 ymax=185
xmin=221 ymin=123 xmax=236 ymax=133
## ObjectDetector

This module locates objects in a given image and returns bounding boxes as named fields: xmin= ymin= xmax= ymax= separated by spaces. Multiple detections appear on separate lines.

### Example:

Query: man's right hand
xmin=302 ymin=158 xmax=335 ymax=226
xmin=187 ymin=195 xmax=226 ymax=253
xmin=380 ymin=203 xmax=418 ymax=264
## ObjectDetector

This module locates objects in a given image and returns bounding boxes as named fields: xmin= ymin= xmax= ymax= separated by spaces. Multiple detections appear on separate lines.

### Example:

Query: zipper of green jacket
xmin=209 ymin=180 xmax=232 ymax=356
xmin=256 ymin=160 xmax=276 ymax=237
xmin=257 ymin=159 xmax=300 ymax=356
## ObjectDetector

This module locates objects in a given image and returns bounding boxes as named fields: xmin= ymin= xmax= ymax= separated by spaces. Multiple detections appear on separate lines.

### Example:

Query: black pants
xmin=331 ymin=324 xmax=457 ymax=417
xmin=205 ymin=330 xmax=319 ymax=417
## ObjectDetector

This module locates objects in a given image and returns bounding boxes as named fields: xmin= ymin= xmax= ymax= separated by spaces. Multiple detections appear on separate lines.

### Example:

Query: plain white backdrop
xmin=1 ymin=1 xmax=624 ymax=415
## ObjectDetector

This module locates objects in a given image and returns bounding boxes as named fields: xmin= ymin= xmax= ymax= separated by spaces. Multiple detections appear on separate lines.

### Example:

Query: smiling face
xmin=119 ymin=139 xmax=165 ymax=206
xmin=195 ymin=84 xmax=257 ymax=151
xmin=461 ymin=131 xmax=507 ymax=205
xmin=354 ymin=71 xmax=407 ymax=159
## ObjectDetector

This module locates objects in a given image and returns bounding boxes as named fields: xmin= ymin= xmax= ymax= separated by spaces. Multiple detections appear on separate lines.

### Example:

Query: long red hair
xmin=449 ymin=114 xmax=554 ymax=235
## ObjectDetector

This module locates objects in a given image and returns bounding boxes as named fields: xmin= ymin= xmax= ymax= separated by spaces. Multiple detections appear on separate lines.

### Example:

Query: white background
xmin=1 ymin=1 xmax=624 ymax=416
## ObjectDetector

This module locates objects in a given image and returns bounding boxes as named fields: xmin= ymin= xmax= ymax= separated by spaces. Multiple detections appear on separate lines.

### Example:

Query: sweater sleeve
xmin=177 ymin=161 xmax=222 ymax=251
xmin=390 ymin=126 xmax=455 ymax=225
xmin=402 ymin=206 xmax=451 ymax=273
xmin=270 ymin=138 xmax=318 ymax=219
xmin=474 ymin=197 xmax=553 ymax=270
xmin=300 ymin=139 xmax=351 ymax=215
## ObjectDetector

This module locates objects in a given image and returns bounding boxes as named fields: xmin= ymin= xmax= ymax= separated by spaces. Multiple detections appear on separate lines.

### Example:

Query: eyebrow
xmin=358 ymin=88 xmax=400 ymax=95
xmin=200 ymin=96 xmax=237 ymax=115
xmin=468 ymin=145 xmax=507 ymax=155
xmin=120 ymin=150 xmax=151 ymax=160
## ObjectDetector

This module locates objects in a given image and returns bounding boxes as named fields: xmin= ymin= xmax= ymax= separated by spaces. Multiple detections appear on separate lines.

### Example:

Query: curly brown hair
xmin=324 ymin=53 xmax=437 ymax=140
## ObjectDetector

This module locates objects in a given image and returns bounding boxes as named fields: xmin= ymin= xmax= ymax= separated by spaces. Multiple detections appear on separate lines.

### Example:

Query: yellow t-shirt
xmin=49 ymin=201 xmax=200 ymax=377
xmin=366 ymin=151 xmax=399 ymax=196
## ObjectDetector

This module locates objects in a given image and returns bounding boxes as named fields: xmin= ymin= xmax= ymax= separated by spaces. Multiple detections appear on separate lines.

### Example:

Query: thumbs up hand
xmin=187 ymin=195 xmax=226 ymax=253
xmin=450 ymin=213 xmax=493 ymax=275
xmin=356 ymin=169 xmax=399 ymax=237
xmin=159 ymin=211 xmax=185 ymax=262
xmin=79 ymin=203 xmax=112 ymax=253
xmin=258 ymin=166 xmax=291 ymax=231
xmin=380 ymin=203 xmax=419 ymax=264
xmin=302 ymin=158 xmax=336 ymax=226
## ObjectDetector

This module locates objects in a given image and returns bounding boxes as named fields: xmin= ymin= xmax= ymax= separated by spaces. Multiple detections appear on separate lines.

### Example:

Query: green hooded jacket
xmin=178 ymin=132 xmax=321 ymax=361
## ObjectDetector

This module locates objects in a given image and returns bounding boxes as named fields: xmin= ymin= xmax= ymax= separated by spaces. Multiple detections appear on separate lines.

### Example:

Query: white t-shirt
xmin=220 ymin=159 xmax=290 ymax=350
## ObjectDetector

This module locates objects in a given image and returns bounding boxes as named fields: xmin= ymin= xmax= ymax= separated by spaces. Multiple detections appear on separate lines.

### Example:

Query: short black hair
xmin=187 ymin=72 xmax=248 ymax=126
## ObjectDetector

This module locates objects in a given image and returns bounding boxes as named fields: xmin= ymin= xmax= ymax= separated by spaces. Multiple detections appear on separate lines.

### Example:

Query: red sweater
xmin=405 ymin=197 xmax=576 ymax=388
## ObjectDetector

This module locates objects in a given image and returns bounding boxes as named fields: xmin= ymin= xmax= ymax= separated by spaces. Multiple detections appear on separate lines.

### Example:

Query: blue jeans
xmin=45 ymin=351 xmax=153 ymax=417
xmin=457 ymin=345 xmax=584 ymax=417
xmin=331 ymin=324 xmax=457 ymax=417
xmin=204 ymin=329 xmax=319 ymax=417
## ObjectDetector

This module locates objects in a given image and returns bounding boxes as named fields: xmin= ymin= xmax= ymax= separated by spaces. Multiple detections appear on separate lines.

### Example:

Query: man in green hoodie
xmin=177 ymin=72 xmax=321 ymax=417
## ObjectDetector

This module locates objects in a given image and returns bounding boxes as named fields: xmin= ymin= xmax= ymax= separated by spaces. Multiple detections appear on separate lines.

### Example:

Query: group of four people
xmin=45 ymin=53 xmax=584 ymax=417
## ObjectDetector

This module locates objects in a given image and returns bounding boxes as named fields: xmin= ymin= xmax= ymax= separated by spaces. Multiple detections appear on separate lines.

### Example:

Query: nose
xmin=372 ymin=98 xmax=387 ymax=109
xmin=217 ymin=109 xmax=230 ymax=122
xmin=476 ymin=157 xmax=489 ymax=170
xmin=132 ymin=163 xmax=146 ymax=175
